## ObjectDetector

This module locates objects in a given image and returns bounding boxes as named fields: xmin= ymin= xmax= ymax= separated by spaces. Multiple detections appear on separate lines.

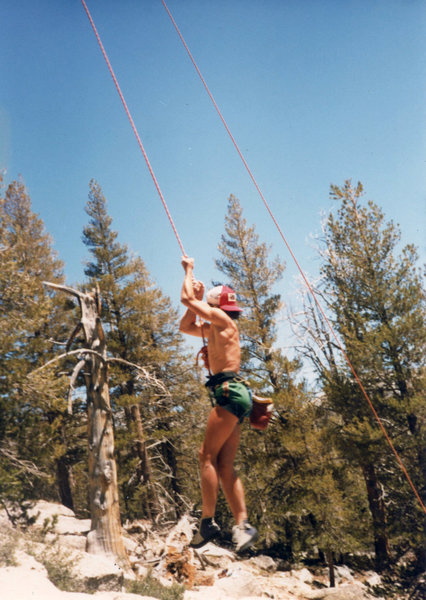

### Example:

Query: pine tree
xmin=215 ymin=195 xmax=371 ymax=573
xmin=81 ymin=180 xmax=204 ymax=521
xmin=216 ymin=195 xmax=299 ymax=393
xmin=214 ymin=197 xmax=305 ymax=547
xmin=0 ymin=176 xmax=82 ymax=508
xmin=302 ymin=180 xmax=425 ymax=570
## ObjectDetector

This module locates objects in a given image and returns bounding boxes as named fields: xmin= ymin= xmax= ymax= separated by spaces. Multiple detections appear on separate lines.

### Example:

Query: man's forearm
xmin=181 ymin=264 xmax=195 ymax=306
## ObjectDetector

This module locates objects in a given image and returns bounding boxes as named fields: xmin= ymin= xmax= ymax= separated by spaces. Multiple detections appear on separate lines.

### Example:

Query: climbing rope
xmin=160 ymin=0 xmax=425 ymax=513
xmin=81 ymin=0 xmax=424 ymax=513
xmin=80 ymin=0 xmax=186 ymax=257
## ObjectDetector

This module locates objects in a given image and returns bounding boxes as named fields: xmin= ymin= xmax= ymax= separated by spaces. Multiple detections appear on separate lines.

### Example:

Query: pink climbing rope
xmin=81 ymin=0 xmax=186 ymax=256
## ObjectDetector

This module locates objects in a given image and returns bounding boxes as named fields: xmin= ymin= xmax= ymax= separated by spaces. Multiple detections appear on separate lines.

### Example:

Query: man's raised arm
xmin=181 ymin=256 xmax=196 ymax=308
xmin=179 ymin=256 xmax=227 ymax=334
xmin=179 ymin=257 xmax=204 ymax=336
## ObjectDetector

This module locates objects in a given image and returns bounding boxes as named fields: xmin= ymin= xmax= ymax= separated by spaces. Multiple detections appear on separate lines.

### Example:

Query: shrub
xmin=126 ymin=572 xmax=185 ymax=600
xmin=0 ymin=530 xmax=19 ymax=567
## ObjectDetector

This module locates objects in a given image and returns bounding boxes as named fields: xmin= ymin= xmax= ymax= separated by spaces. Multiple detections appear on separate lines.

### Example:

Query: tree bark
xmin=362 ymin=462 xmax=390 ymax=571
xmin=86 ymin=369 xmax=127 ymax=561
xmin=44 ymin=282 xmax=128 ymax=565
xmin=56 ymin=456 xmax=74 ymax=511
xmin=131 ymin=402 xmax=160 ymax=520
xmin=161 ymin=437 xmax=183 ymax=517
xmin=326 ymin=547 xmax=335 ymax=587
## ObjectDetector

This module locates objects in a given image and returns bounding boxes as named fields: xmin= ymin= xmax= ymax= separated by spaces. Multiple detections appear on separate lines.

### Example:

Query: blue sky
xmin=1 ymin=0 xmax=425 ymax=359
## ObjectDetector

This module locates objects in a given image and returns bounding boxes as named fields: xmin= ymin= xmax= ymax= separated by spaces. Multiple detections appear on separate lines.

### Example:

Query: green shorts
xmin=213 ymin=380 xmax=253 ymax=423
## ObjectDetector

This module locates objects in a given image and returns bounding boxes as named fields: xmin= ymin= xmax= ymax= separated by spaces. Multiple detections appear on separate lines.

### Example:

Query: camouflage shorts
xmin=213 ymin=380 xmax=252 ymax=423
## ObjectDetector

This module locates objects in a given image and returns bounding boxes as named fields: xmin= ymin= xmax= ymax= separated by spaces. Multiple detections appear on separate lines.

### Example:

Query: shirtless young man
xmin=179 ymin=256 xmax=258 ymax=554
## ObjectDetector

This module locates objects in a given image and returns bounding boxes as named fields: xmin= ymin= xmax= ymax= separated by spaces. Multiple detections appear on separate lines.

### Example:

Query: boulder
xmin=13 ymin=549 xmax=48 ymax=576
xmin=26 ymin=500 xmax=76 ymax=523
xmin=247 ymin=554 xmax=277 ymax=573
xmin=268 ymin=571 xmax=314 ymax=597
xmin=0 ymin=507 xmax=397 ymax=600
xmin=334 ymin=565 xmax=355 ymax=583
xmin=73 ymin=552 xmax=135 ymax=592
xmin=57 ymin=534 xmax=87 ymax=552
xmin=196 ymin=543 xmax=235 ymax=569
xmin=0 ymin=563 xmax=156 ymax=600
xmin=291 ymin=566 xmax=314 ymax=583
xmin=363 ymin=571 xmax=381 ymax=587
xmin=303 ymin=581 xmax=382 ymax=600
xmin=25 ymin=501 xmax=90 ymax=537
xmin=185 ymin=593 xmax=266 ymax=600
xmin=214 ymin=567 xmax=266 ymax=598
xmin=94 ymin=594 xmax=158 ymax=600
xmin=0 ymin=565 xmax=86 ymax=600
xmin=53 ymin=516 xmax=91 ymax=536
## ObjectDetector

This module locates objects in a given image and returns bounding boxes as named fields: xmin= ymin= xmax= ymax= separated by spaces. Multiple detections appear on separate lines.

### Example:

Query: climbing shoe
xmin=232 ymin=520 xmax=258 ymax=554
xmin=189 ymin=517 xmax=221 ymax=549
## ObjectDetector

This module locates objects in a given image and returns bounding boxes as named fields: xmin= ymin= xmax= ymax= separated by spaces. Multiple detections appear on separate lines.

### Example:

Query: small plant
xmin=40 ymin=552 xmax=80 ymax=593
xmin=0 ymin=530 xmax=20 ymax=567
xmin=126 ymin=572 xmax=185 ymax=600
xmin=41 ymin=514 xmax=59 ymax=537
xmin=26 ymin=514 xmax=60 ymax=545
xmin=27 ymin=542 xmax=87 ymax=593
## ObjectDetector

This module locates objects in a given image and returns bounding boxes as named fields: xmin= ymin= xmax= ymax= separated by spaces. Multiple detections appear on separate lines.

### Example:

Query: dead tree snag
xmin=42 ymin=282 xmax=128 ymax=563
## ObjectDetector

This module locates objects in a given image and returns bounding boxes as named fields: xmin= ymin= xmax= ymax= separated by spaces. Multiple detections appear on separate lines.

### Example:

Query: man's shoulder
xmin=209 ymin=307 xmax=232 ymax=324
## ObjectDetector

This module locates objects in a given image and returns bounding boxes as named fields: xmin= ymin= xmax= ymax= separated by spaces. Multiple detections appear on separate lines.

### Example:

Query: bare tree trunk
xmin=44 ymin=283 xmax=128 ymax=565
xmin=55 ymin=421 xmax=75 ymax=511
xmin=131 ymin=403 xmax=160 ymax=520
xmin=86 ymin=369 xmax=126 ymax=560
xmin=80 ymin=293 xmax=128 ymax=562
xmin=56 ymin=456 xmax=74 ymax=511
xmin=362 ymin=462 xmax=390 ymax=571
xmin=326 ymin=547 xmax=335 ymax=587
xmin=161 ymin=437 xmax=183 ymax=517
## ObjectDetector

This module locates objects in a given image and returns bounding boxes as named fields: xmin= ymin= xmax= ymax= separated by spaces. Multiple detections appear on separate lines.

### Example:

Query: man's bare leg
xmin=217 ymin=425 xmax=247 ymax=525
xmin=199 ymin=406 xmax=239 ymax=518
xmin=217 ymin=423 xmax=258 ymax=553
xmin=190 ymin=406 xmax=239 ymax=548
xmin=191 ymin=405 xmax=257 ymax=552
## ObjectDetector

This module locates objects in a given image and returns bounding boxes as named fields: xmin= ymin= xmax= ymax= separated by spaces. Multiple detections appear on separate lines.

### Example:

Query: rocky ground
xmin=0 ymin=501 xmax=420 ymax=600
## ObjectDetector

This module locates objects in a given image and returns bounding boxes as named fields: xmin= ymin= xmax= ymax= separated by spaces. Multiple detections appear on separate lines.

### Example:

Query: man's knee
xmin=199 ymin=445 xmax=215 ymax=467
xmin=217 ymin=456 xmax=236 ymax=480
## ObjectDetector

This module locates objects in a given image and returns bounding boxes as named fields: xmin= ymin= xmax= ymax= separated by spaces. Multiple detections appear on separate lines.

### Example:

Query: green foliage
xmin=0 ymin=522 xmax=78 ymax=591
xmin=216 ymin=195 xmax=295 ymax=392
xmin=216 ymin=194 xmax=303 ymax=397
xmin=214 ymin=195 xmax=367 ymax=561
xmin=40 ymin=514 xmax=59 ymax=538
xmin=2 ymin=170 xmax=423 ymax=575
xmin=126 ymin=572 xmax=185 ymax=600
xmin=40 ymin=556 xmax=80 ymax=593
xmin=0 ymin=177 xmax=84 ymax=507
xmin=300 ymin=180 xmax=425 ymax=568
xmin=0 ymin=529 xmax=19 ymax=567
xmin=81 ymin=180 xmax=204 ymax=522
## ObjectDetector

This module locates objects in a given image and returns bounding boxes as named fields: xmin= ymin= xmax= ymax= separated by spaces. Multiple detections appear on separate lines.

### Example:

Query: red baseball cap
xmin=206 ymin=285 xmax=243 ymax=312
